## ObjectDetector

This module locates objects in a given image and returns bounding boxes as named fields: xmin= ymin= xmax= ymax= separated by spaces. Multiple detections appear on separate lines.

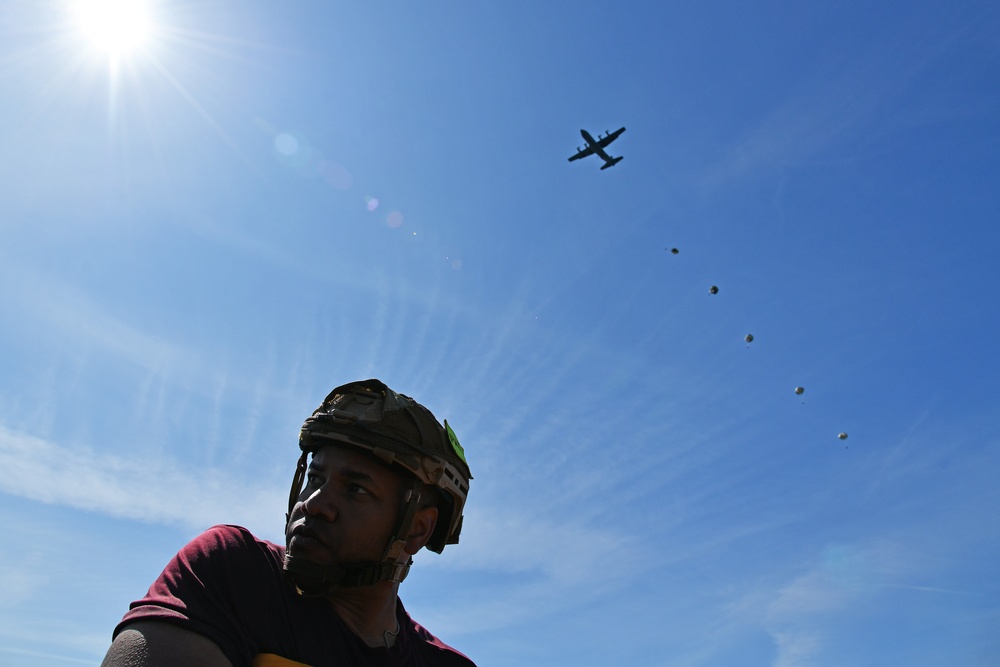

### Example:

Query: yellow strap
xmin=251 ymin=654 xmax=313 ymax=667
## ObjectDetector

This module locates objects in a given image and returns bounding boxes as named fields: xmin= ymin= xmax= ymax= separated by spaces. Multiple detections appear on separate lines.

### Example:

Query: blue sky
xmin=1 ymin=1 xmax=999 ymax=665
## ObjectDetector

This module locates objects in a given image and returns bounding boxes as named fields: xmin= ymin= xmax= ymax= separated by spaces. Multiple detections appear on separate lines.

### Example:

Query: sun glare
xmin=73 ymin=0 xmax=153 ymax=57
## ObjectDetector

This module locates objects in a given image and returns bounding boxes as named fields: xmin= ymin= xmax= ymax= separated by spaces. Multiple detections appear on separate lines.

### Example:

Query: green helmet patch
xmin=444 ymin=419 xmax=467 ymax=466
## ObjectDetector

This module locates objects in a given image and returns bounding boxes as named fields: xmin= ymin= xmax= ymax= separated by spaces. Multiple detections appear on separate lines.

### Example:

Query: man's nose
xmin=302 ymin=486 xmax=338 ymax=521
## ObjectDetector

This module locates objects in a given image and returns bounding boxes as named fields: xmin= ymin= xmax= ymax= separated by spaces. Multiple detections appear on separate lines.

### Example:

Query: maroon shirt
xmin=115 ymin=525 xmax=475 ymax=667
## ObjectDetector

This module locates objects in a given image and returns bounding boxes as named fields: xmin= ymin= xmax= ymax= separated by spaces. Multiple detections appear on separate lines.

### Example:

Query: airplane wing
xmin=595 ymin=127 xmax=626 ymax=149
xmin=568 ymin=146 xmax=595 ymax=162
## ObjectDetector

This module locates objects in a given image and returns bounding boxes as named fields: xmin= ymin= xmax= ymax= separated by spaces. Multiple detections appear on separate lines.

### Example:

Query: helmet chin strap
xmin=283 ymin=554 xmax=412 ymax=595
xmin=284 ymin=467 xmax=425 ymax=595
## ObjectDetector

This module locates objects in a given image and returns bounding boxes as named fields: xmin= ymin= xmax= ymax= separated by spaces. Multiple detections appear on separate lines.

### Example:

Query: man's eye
xmin=306 ymin=473 xmax=322 ymax=486
xmin=348 ymin=485 xmax=371 ymax=496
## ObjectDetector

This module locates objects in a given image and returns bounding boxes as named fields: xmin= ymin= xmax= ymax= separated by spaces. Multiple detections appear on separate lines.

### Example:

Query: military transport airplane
xmin=568 ymin=127 xmax=626 ymax=170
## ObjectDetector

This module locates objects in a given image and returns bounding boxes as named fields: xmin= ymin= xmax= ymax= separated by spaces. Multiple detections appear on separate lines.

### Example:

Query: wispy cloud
xmin=0 ymin=646 xmax=96 ymax=666
xmin=0 ymin=425 xmax=284 ymax=532
xmin=771 ymin=631 xmax=823 ymax=667
xmin=719 ymin=532 xmax=991 ymax=667
xmin=401 ymin=488 xmax=651 ymax=639
xmin=0 ymin=260 xmax=210 ymax=389
xmin=721 ymin=549 xmax=872 ymax=667
xmin=0 ymin=553 xmax=47 ymax=606
xmin=699 ymin=14 xmax=972 ymax=190
xmin=0 ymin=258 xmax=314 ymax=451
xmin=437 ymin=503 xmax=645 ymax=582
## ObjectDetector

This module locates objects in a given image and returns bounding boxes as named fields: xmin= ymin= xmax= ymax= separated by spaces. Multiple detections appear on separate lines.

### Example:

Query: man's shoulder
xmin=402 ymin=607 xmax=477 ymax=667
xmin=159 ymin=524 xmax=287 ymax=597
xmin=183 ymin=525 xmax=285 ymax=560
xmin=114 ymin=525 xmax=291 ymax=663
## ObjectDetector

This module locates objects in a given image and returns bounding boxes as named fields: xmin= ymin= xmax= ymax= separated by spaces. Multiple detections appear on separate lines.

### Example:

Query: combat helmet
xmin=284 ymin=379 xmax=472 ymax=591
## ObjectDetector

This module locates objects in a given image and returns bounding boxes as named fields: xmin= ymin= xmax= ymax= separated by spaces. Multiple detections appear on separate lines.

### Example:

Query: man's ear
xmin=403 ymin=506 xmax=438 ymax=556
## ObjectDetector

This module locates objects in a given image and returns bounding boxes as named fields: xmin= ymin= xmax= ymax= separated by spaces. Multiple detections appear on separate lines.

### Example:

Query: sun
xmin=73 ymin=0 xmax=153 ymax=57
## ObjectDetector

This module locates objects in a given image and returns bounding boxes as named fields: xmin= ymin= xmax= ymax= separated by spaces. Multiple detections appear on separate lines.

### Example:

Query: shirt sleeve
xmin=114 ymin=525 xmax=284 ymax=667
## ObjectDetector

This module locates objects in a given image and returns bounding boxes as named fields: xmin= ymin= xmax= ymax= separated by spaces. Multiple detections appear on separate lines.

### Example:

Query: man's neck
xmin=327 ymin=581 xmax=402 ymax=649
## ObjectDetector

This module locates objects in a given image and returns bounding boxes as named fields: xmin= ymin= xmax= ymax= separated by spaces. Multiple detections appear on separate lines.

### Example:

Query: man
xmin=102 ymin=379 xmax=476 ymax=667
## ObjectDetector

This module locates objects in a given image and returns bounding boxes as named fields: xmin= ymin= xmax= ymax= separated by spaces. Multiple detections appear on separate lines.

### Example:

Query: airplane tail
xmin=600 ymin=156 xmax=623 ymax=170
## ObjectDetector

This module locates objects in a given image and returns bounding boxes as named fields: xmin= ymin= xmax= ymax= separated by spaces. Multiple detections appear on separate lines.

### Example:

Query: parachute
xmin=745 ymin=334 xmax=754 ymax=343
xmin=838 ymin=432 xmax=848 ymax=440
xmin=794 ymin=386 xmax=804 ymax=395
xmin=709 ymin=285 xmax=718 ymax=294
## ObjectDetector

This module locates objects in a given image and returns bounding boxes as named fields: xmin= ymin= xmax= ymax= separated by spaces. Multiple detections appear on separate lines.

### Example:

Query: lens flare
xmin=319 ymin=161 xmax=353 ymax=190
xmin=274 ymin=133 xmax=298 ymax=156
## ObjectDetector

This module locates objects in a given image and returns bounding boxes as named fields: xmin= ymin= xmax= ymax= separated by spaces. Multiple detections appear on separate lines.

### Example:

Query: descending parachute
xmin=838 ymin=432 xmax=848 ymax=440
xmin=745 ymin=334 xmax=754 ymax=343
xmin=709 ymin=285 xmax=718 ymax=294
xmin=670 ymin=248 xmax=679 ymax=255
xmin=794 ymin=386 xmax=804 ymax=395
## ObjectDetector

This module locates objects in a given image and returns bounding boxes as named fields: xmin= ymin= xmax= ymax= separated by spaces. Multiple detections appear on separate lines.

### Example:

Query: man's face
xmin=286 ymin=445 xmax=404 ymax=565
